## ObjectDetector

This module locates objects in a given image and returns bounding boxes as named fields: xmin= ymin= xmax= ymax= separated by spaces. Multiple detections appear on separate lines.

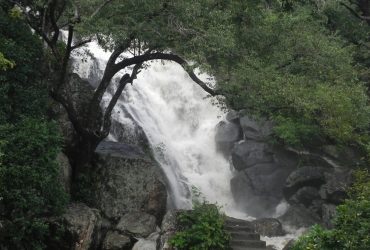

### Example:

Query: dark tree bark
xmin=13 ymin=0 xmax=218 ymax=174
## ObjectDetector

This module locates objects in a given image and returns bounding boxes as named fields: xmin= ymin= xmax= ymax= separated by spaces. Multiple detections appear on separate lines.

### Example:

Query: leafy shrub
xmin=169 ymin=188 xmax=231 ymax=250
xmin=292 ymin=169 xmax=370 ymax=250
xmin=0 ymin=119 xmax=68 ymax=250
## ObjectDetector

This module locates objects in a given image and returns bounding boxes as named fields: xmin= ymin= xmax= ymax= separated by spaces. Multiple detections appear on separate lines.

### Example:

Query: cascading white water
xmin=71 ymin=40 xmax=247 ymax=218
xmin=71 ymin=40 xmax=301 ymax=249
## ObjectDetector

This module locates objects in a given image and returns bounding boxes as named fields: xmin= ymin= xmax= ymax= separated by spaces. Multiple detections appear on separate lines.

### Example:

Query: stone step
xmin=230 ymin=240 xmax=266 ymax=248
xmin=225 ymin=225 xmax=254 ymax=232
xmin=230 ymin=232 xmax=260 ymax=241
xmin=226 ymin=217 xmax=254 ymax=227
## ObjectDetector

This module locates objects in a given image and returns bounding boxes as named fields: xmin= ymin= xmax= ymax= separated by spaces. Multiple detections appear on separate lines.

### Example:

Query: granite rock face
xmin=215 ymin=120 xmax=243 ymax=156
xmin=49 ymin=203 xmax=102 ymax=250
xmin=116 ymin=212 xmax=157 ymax=238
xmin=102 ymin=231 xmax=131 ymax=250
xmin=219 ymin=111 xmax=353 ymax=229
xmin=92 ymin=141 xmax=167 ymax=221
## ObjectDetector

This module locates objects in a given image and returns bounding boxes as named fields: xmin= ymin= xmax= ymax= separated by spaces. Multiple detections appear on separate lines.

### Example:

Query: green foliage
xmin=0 ymin=119 xmax=68 ymax=249
xmin=292 ymin=169 xmax=370 ymax=250
xmin=0 ymin=5 xmax=67 ymax=249
xmin=0 ymin=7 xmax=47 ymax=123
xmin=169 ymin=187 xmax=231 ymax=250
xmin=215 ymin=2 xmax=370 ymax=149
xmin=0 ymin=51 xmax=14 ymax=70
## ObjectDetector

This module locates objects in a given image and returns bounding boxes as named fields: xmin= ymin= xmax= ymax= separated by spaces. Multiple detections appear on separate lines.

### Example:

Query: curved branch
xmin=101 ymin=63 xmax=143 ymax=137
xmin=113 ymin=52 xmax=217 ymax=96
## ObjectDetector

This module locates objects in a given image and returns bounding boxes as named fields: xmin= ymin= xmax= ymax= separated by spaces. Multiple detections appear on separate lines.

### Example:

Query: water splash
xmin=71 ymin=40 xmax=247 ymax=218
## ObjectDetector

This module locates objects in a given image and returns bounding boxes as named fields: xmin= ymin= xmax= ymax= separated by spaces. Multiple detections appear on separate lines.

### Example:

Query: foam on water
xmin=70 ymin=38 xmax=301 ymax=248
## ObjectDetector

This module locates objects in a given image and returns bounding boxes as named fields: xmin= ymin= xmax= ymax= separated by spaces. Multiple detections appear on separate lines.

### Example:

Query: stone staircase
xmin=225 ymin=217 xmax=267 ymax=250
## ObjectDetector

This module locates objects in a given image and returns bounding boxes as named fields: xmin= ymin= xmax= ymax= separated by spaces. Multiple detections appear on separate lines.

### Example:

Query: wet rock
xmin=251 ymin=218 xmax=285 ymax=237
xmin=289 ymin=187 xmax=321 ymax=207
xmin=283 ymin=166 xmax=330 ymax=200
xmin=110 ymin=110 xmax=151 ymax=152
xmin=231 ymin=163 xmax=294 ymax=217
xmin=226 ymin=110 xmax=240 ymax=123
xmin=160 ymin=210 xmax=179 ymax=250
xmin=320 ymin=170 xmax=353 ymax=204
xmin=215 ymin=120 xmax=242 ymax=156
xmin=92 ymin=141 xmax=167 ymax=221
xmin=239 ymin=115 xmax=273 ymax=141
xmin=116 ymin=212 xmax=157 ymax=238
xmin=102 ymin=231 xmax=131 ymax=250
xmin=278 ymin=204 xmax=321 ymax=228
xmin=322 ymin=203 xmax=337 ymax=229
xmin=231 ymin=141 xmax=274 ymax=171
xmin=132 ymin=232 xmax=159 ymax=250
xmin=57 ymin=152 xmax=72 ymax=194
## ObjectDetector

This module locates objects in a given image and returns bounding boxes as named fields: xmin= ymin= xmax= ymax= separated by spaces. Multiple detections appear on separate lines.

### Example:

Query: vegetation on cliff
xmin=0 ymin=5 xmax=67 ymax=249
xmin=1 ymin=0 xmax=370 ymax=249
xmin=292 ymin=169 xmax=370 ymax=250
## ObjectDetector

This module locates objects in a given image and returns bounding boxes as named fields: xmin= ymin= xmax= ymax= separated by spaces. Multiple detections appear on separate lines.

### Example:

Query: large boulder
xmin=159 ymin=210 xmax=179 ymax=250
xmin=116 ymin=212 xmax=157 ymax=238
xmin=283 ymin=166 xmax=331 ymax=200
xmin=109 ymin=107 xmax=151 ymax=152
xmin=102 ymin=231 xmax=131 ymax=250
xmin=132 ymin=232 xmax=159 ymax=250
xmin=231 ymin=141 xmax=274 ymax=171
xmin=239 ymin=115 xmax=273 ymax=141
xmin=225 ymin=110 xmax=240 ymax=123
xmin=251 ymin=218 xmax=285 ymax=237
xmin=321 ymin=203 xmax=337 ymax=229
xmin=50 ymin=203 xmax=102 ymax=250
xmin=231 ymin=163 xmax=294 ymax=217
xmin=92 ymin=141 xmax=167 ymax=221
xmin=288 ymin=187 xmax=321 ymax=207
xmin=319 ymin=170 xmax=353 ymax=204
xmin=278 ymin=204 xmax=321 ymax=228
xmin=215 ymin=120 xmax=242 ymax=156
xmin=57 ymin=152 xmax=72 ymax=194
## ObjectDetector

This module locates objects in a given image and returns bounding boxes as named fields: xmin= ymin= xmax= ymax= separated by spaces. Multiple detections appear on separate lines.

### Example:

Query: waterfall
xmin=69 ymin=39 xmax=302 ymax=250
xmin=71 ymin=40 xmax=248 ymax=219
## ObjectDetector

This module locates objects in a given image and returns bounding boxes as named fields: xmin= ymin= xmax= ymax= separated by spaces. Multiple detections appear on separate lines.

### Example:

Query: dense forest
xmin=0 ymin=0 xmax=370 ymax=249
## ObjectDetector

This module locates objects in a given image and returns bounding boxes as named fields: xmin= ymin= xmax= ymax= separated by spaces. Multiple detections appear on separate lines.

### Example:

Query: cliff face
xmin=216 ymin=111 xmax=357 ymax=229
xmin=53 ymin=73 xmax=169 ymax=250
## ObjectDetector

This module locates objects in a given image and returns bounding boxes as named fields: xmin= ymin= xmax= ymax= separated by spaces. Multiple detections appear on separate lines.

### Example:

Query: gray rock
xmin=215 ymin=120 xmax=242 ymax=156
xmin=110 ymin=108 xmax=151 ymax=152
xmin=251 ymin=218 xmax=285 ymax=237
xmin=132 ymin=232 xmax=159 ymax=250
xmin=161 ymin=210 xmax=178 ymax=232
xmin=322 ymin=203 xmax=337 ymax=229
xmin=92 ymin=142 xmax=167 ymax=221
xmin=57 ymin=152 xmax=72 ymax=194
xmin=231 ymin=163 xmax=294 ymax=217
xmin=231 ymin=141 xmax=274 ymax=171
xmin=160 ymin=210 xmax=179 ymax=250
xmin=284 ymin=166 xmax=330 ymax=200
xmin=116 ymin=212 xmax=157 ymax=238
xmin=226 ymin=110 xmax=240 ymax=123
xmin=289 ymin=187 xmax=320 ymax=207
xmin=62 ymin=203 xmax=102 ymax=250
xmin=239 ymin=115 xmax=273 ymax=141
xmin=320 ymin=170 xmax=352 ymax=204
xmin=102 ymin=231 xmax=131 ymax=250
xmin=278 ymin=204 xmax=321 ymax=228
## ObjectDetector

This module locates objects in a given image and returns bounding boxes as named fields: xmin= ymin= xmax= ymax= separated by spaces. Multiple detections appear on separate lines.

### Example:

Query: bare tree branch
xmin=71 ymin=38 xmax=92 ymax=50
